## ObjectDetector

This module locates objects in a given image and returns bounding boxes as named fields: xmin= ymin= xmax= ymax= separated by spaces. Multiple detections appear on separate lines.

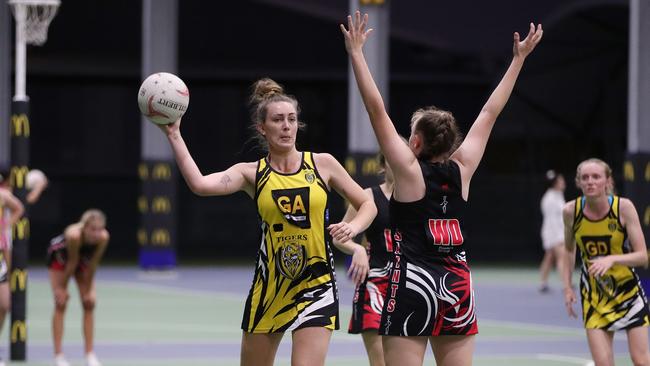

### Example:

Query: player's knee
xmin=55 ymin=300 xmax=67 ymax=312
xmin=82 ymin=297 xmax=96 ymax=311
xmin=631 ymin=350 xmax=650 ymax=366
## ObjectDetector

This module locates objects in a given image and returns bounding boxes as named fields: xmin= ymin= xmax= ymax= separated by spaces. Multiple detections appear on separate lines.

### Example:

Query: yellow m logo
xmin=10 ymin=114 xmax=30 ymax=137
xmin=137 ymin=229 xmax=147 ymax=246
xmin=151 ymin=196 xmax=171 ymax=213
xmin=10 ymin=166 xmax=29 ymax=189
xmin=10 ymin=320 xmax=26 ymax=343
xmin=10 ymin=269 xmax=27 ymax=291
xmin=644 ymin=206 xmax=650 ymax=227
xmin=345 ymin=157 xmax=357 ymax=175
xmin=138 ymin=163 xmax=149 ymax=181
xmin=623 ymin=161 xmax=635 ymax=182
xmin=151 ymin=229 xmax=170 ymax=246
xmin=137 ymin=196 xmax=148 ymax=213
xmin=12 ymin=217 xmax=30 ymax=240
xmin=360 ymin=0 xmax=384 ymax=4
xmin=152 ymin=164 xmax=171 ymax=180
xmin=645 ymin=163 xmax=650 ymax=182
xmin=362 ymin=157 xmax=380 ymax=175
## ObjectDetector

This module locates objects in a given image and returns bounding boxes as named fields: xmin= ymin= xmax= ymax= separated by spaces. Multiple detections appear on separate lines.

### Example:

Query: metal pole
xmin=13 ymin=4 xmax=27 ymax=102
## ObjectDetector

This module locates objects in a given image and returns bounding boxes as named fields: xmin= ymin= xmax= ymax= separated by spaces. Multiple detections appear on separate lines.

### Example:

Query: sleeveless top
xmin=573 ymin=195 xmax=650 ymax=329
xmin=242 ymin=151 xmax=339 ymax=332
xmin=389 ymin=159 xmax=467 ymax=266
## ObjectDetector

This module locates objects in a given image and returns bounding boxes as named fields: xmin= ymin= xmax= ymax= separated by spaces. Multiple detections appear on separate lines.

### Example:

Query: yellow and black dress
xmin=241 ymin=151 xmax=339 ymax=333
xmin=573 ymin=195 xmax=650 ymax=330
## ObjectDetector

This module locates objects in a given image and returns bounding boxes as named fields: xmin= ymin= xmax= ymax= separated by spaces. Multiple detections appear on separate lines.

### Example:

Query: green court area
xmin=0 ymin=267 xmax=636 ymax=365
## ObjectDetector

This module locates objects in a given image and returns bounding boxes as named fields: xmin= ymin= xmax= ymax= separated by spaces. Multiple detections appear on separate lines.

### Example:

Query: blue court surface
xmin=1 ymin=265 xmax=639 ymax=365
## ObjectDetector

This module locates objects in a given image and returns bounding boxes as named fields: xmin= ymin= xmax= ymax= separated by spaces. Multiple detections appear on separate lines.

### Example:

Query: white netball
xmin=137 ymin=72 xmax=190 ymax=125
xmin=26 ymin=169 xmax=46 ymax=189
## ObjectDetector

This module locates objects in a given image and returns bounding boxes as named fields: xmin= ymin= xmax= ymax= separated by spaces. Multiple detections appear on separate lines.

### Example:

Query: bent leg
xmin=240 ymin=331 xmax=283 ymax=366
xmin=627 ymin=326 xmax=650 ymax=366
xmin=49 ymin=269 xmax=69 ymax=356
xmin=291 ymin=326 xmax=332 ymax=366
xmin=429 ymin=334 xmax=475 ymax=366
xmin=75 ymin=270 xmax=97 ymax=355
xmin=382 ymin=335 xmax=427 ymax=366
xmin=361 ymin=330 xmax=385 ymax=366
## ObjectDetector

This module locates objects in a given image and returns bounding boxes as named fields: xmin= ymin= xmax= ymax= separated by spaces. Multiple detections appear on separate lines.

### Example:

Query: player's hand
xmin=328 ymin=221 xmax=358 ymax=243
xmin=513 ymin=23 xmax=543 ymax=59
xmin=563 ymin=286 xmax=578 ymax=318
xmin=588 ymin=256 xmax=614 ymax=277
xmin=340 ymin=11 xmax=373 ymax=55
xmin=54 ymin=288 xmax=69 ymax=307
xmin=159 ymin=118 xmax=182 ymax=137
xmin=348 ymin=245 xmax=369 ymax=286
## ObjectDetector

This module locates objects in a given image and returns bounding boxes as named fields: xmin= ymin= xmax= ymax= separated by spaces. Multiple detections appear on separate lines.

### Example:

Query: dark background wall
xmin=10 ymin=0 xmax=629 ymax=264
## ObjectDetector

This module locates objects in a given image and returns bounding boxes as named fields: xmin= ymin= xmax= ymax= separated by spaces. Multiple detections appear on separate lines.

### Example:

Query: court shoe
xmin=54 ymin=353 xmax=71 ymax=366
xmin=86 ymin=351 xmax=102 ymax=366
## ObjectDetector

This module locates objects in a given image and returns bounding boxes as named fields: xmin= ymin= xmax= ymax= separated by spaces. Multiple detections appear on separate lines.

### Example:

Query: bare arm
xmin=588 ymin=198 xmax=648 ymax=276
xmin=562 ymin=201 xmax=578 ymax=318
xmin=341 ymin=12 xmax=424 ymax=201
xmin=86 ymin=231 xmax=109 ymax=277
xmin=316 ymin=153 xmax=377 ymax=243
xmin=0 ymin=189 xmax=24 ymax=226
xmin=332 ymin=189 xmax=372 ymax=285
xmin=451 ymin=23 xmax=543 ymax=199
xmin=62 ymin=226 xmax=82 ymax=286
xmin=161 ymin=119 xmax=255 ymax=197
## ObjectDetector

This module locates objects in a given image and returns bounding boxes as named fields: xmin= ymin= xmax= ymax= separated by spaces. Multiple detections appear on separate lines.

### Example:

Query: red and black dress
xmin=349 ymin=185 xmax=392 ymax=333
xmin=47 ymin=234 xmax=97 ymax=273
xmin=380 ymin=160 xmax=478 ymax=336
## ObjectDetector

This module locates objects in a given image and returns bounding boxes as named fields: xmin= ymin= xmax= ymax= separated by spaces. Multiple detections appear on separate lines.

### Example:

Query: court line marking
xmin=536 ymin=353 xmax=594 ymax=365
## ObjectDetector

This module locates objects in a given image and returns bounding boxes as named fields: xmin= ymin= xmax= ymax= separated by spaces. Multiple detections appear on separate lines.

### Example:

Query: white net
xmin=9 ymin=0 xmax=60 ymax=46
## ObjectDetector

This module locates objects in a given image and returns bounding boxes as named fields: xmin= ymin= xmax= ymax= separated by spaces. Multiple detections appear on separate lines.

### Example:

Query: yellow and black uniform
xmin=573 ymin=195 xmax=650 ymax=330
xmin=242 ymin=152 xmax=339 ymax=333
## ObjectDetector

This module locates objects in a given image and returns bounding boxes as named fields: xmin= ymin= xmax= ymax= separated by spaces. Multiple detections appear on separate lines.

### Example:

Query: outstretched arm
xmin=161 ymin=119 xmax=255 ymax=197
xmin=341 ymin=12 xmax=424 ymax=201
xmin=451 ymin=23 xmax=543 ymax=198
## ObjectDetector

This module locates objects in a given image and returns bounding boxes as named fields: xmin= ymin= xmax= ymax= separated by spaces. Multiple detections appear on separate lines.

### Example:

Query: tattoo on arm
xmin=220 ymin=175 xmax=232 ymax=188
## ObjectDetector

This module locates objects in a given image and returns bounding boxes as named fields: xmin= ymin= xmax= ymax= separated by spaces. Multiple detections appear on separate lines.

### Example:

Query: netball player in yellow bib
xmin=161 ymin=78 xmax=376 ymax=366
xmin=562 ymin=158 xmax=650 ymax=366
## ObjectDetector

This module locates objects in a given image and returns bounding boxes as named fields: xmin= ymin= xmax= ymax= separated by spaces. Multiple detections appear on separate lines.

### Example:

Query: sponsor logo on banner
xmin=362 ymin=157 xmax=380 ymax=175
xmin=360 ymin=0 xmax=385 ymax=5
xmin=12 ymin=218 xmax=29 ymax=240
xmin=138 ymin=196 xmax=148 ymax=213
xmin=152 ymin=196 xmax=171 ymax=213
xmin=10 ymin=114 xmax=30 ymax=137
xmin=10 ymin=166 xmax=29 ymax=189
xmin=11 ymin=320 xmax=26 ymax=343
xmin=10 ymin=269 xmax=26 ymax=291
xmin=137 ymin=229 xmax=148 ymax=246
xmin=152 ymin=163 xmax=171 ymax=180
xmin=624 ymin=161 xmax=634 ymax=182
xmin=138 ymin=163 xmax=149 ymax=181
xmin=151 ymin=229 xmax=170 ymax=246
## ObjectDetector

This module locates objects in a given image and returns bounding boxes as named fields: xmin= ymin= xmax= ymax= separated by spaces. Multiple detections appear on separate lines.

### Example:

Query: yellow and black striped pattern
xmin=242 ymin=152 xmax=339 ymax=333
xmin=573 ymin=195 xmax=650 ymax=330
